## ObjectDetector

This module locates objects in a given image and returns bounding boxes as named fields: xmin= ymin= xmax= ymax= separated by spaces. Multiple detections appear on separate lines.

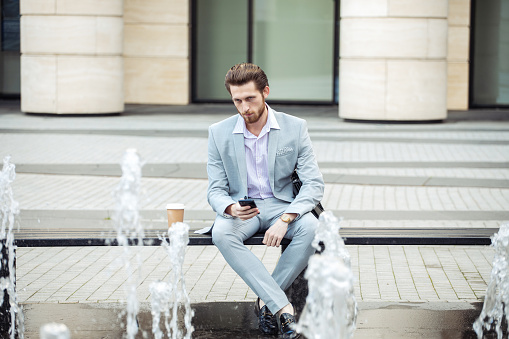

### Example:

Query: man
xmin=206 ymin=63 xmax=324 ymax=338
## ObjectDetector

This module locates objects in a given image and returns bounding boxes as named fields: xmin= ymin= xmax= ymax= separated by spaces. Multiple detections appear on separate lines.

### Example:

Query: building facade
xmin=1 ymin=0 xmax=508 ymax=119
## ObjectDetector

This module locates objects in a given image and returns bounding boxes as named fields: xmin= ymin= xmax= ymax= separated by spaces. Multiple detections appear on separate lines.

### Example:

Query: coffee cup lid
xmin=166 ymin=203 xmax=185 ymax=209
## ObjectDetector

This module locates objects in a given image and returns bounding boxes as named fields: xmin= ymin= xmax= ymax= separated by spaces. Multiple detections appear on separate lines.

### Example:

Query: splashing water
xmin=296 ymin=211 xmax=357 ymax=339
xmin=0 ymin=156 xmax=24 ymax=339
xmin=312 ymin=210 xmax=352 ymax=267
xmin=40 ymin=323 xmax=70 ymax=339
xmin=473 ymin=223 xmax=509 ymax=339
xmin=113 ymin=149 xmax=145 ymax=339
xmin=150 ymin=222 xmax=194 ymax=339
xmin=150 ymin=281 xmax=172 ymax=339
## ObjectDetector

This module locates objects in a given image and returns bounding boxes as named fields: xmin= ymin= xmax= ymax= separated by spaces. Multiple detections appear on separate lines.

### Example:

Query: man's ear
xmin=263 ymin=86 xmax=270 ymax=99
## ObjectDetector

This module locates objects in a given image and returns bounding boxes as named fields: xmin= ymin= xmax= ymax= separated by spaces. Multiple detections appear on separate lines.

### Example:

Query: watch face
xmin=281 ymin=215 xmax=291 ymax=223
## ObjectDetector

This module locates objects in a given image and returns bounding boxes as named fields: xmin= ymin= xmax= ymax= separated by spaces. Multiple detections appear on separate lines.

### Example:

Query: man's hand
xmin=225 ymin=202 xmax=259 ymax=221
xmin=263 ymin=219 xmax=288 ymax=247
xmin=263 ymin=213 xmax=297 ymax=247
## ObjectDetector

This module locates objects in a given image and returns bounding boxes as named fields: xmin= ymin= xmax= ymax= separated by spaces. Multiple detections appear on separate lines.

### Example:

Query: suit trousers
xmin=211 ymin=197 xmax=318 ymax=314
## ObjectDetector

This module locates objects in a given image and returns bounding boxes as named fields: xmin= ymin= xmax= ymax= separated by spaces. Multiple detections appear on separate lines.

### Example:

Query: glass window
xmin=0 ymin=0 xmax=21 ymax=96
xmin=2 ymin=0 xmax=20 ymax=51
xmin=471 ymin=0 xmax=509 ymax=106
xmin=253 ymin=0 xmax=334 ymax=102
xmin=193 ymin=0 xmax=336 ymax=103
xmin=194 ymin=0 xmax=248 ymax=101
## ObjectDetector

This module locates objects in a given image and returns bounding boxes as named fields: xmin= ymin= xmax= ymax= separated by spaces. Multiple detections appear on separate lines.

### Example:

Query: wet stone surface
xmin=15 ymin=301 xmax=507 ymax=339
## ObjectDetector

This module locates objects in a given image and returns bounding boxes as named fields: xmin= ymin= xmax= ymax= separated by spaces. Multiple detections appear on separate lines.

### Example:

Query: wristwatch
xmin=280 ymin=214 xmax=292 ymax=224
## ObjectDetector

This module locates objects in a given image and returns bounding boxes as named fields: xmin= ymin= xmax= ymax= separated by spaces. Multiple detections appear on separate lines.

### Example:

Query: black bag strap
xmin=291 ymin=168 xmax=324 ymax=219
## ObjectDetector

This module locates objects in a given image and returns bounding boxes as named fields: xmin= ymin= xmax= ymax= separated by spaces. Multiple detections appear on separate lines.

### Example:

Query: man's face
xmin=230 ymin=81 xmax=269 ymax=125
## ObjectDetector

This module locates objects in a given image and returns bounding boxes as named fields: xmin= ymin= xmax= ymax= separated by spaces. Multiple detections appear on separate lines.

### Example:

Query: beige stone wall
xmin=447 ymin=0 xmax=471 ymax=110
xmin=20 ymin=0 xmax=124 ymax=114
xmin=339 ymin=0 xmax=448 ymax=120
xmin=124 ymin=0 xmax=190 ymax=105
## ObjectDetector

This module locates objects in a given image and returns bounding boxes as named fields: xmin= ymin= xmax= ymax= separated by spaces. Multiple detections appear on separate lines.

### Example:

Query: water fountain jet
xmin=113 ymin=149 xmax=145 ymax=339
xmin=0 ymin=156 xmax=24 ymax=339
xmin=40 ymin=323 xmax=70 ymax=339
xmin=150 ymin=280 xmax=172 ymax=339
xmin=296 ymin=211 xmax=357 ymax=339
xmin=473 ymin=222 xmax=509 ymax=339
xmin=150 ymin=222 xmax=194 ymax=339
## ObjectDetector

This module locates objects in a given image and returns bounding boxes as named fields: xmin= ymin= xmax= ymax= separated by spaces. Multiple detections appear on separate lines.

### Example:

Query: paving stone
xmin=3 ymin=108 xmax=507 ymax=307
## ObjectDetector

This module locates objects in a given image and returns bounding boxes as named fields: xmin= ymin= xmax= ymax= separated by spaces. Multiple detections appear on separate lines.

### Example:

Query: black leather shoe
xmin=254 ymin=298 xmax=278 ymax=335
xmin=278 ymin=313 xmax=301 ymax=339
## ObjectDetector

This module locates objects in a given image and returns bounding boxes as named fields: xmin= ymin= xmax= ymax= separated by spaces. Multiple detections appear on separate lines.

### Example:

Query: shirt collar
xmin=233 ymin=104 xmax=280 ymax=135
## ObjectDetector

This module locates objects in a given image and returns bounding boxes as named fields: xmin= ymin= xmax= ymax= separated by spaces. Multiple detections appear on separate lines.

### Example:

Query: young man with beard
xmin=206 ymin=63 xmax=324 ymax=338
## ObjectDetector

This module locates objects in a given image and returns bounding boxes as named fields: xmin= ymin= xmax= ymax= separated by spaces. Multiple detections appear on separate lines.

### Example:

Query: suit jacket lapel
xmin=233 ymin=132 xmax=248 ymax=195
xmin=268 ymin=128 xmax=279 ymax=192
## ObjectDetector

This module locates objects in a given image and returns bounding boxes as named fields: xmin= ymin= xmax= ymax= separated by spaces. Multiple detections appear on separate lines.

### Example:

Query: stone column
xmin=123 ymin=0 xmax=189 ymax=105
xmin=339 ymin=0 xmax=448 ymax=121
xmin=20 ymin=1 xmax=124 ymax=114
xmin=447 ymin=0 xmax=471 ymax=110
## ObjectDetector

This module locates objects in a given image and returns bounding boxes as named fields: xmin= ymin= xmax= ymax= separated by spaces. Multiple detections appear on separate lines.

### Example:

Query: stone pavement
xmin=1 ymin=101 xmax=508 ymax=306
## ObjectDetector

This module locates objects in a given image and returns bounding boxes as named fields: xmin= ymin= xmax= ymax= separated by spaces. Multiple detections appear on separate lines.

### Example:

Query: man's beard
xmin=241 ymin=103 xmax=265 ymax=124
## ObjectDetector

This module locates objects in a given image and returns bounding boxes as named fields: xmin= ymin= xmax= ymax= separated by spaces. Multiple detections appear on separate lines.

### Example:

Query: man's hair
xmin=224 ymin=63 xmax=269 ymax=95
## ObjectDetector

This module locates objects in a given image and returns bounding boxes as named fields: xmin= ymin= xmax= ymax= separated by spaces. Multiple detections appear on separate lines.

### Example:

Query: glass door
xmin=252 ymin=0 xmax=334 ymax=102
xmin=471 ymin=0 xmax=509 ymax=107
xmin=0 ymin=0 xmax=21 ymax=97
xmin=193 ymin=0 xmax=337 ymax=103
xmin=194 ymin=0 xmax=249 ymax=101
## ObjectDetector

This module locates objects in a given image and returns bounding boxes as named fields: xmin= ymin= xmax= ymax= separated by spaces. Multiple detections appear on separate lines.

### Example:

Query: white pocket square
xmin=276 ymin=147 xmax=294 ymax=156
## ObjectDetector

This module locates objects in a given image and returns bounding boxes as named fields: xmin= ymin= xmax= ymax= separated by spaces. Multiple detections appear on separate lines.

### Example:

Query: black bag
xmin=291 ymin=169 xmax=324 ymax=219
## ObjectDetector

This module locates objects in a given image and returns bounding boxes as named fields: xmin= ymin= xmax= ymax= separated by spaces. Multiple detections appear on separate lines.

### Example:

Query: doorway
xmin=192 ymin=0 xmax=338 ymax=104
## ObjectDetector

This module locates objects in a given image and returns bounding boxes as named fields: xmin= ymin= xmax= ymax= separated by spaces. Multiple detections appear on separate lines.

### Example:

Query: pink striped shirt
xmin=233 ymin=106 xmax=280 ymax=199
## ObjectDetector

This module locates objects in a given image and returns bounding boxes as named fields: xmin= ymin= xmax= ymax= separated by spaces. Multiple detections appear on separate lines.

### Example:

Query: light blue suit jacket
xmin=207 ymin=106 xmax=324 ymax=220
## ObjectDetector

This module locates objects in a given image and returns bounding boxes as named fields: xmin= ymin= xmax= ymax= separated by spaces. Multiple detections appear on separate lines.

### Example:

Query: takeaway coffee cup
xmin=166 ymin=203 xmax=185 ymax=227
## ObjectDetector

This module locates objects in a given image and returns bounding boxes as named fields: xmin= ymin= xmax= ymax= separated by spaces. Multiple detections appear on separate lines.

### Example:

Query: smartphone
xmin=239 ymin=198 xmax=257 ymax=209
